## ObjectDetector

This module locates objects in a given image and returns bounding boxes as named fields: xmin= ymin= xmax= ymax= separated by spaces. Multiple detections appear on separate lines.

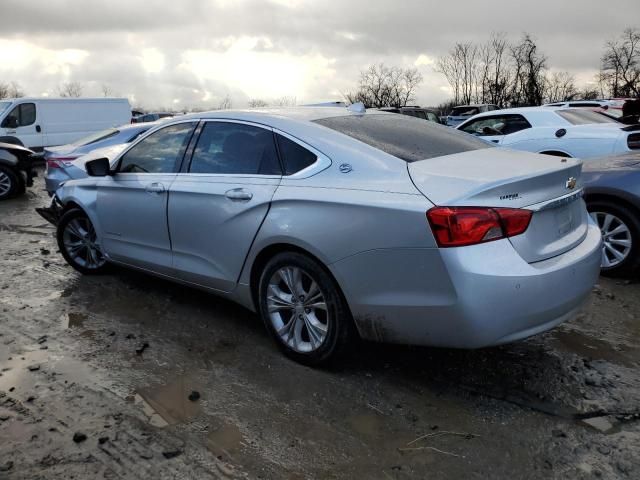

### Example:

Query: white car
xmin=456 ymin=107 xmax=640 ymax=159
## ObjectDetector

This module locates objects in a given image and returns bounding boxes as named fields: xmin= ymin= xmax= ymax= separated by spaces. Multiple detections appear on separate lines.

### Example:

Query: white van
xmin=0 ymin=98 xmax=131 ymax=151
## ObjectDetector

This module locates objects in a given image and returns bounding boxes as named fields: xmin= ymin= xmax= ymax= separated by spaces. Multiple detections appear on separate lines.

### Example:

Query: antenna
xmin=347 ymin=102 xmax=366 ymax=114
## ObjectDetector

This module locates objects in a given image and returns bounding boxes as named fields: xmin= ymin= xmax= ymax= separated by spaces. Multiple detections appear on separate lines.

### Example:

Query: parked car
xmin=0 ymin=97 xmax=131 ymax=151
xmin=0 ymin=142 xmax=37 ymax=200
xmin=37 ymin=107 xmax=601 ymax=366
xmin=379 ymin=106 xmax=442 ymax=124
xmin=44 ymin=144 xmax=128 ymax=196
xmin=44 ymin=122 xmax=158 ymax=195
xmin=582 ymin=152 xmax=640 ymax=276
xmin=445 ymin=104 xmax=499 ymax=127
xmin=132 ymin=112 xmax=174 ymax=123
xmin=456 ymin=107 xmax=640 ymax=159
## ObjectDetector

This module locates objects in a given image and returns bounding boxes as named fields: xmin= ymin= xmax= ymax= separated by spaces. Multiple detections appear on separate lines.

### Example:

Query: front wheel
xmin=587 ymin=201 xmax=640 ymax=277
xmin=0 ymin=166 xmax=19 ymax=200
xmin=258 ymin=252 xmax=353 ymax=367
xmin=57 ymin=209 xmax=108 ymax=274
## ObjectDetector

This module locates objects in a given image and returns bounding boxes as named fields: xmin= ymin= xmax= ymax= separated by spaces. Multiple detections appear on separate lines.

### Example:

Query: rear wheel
xmin=57 ymin=209 xmax=108 ymax=274
xmin=587 ymin=200 xmax=640 ymax=277
xmin=258 ymin=252 xmax=353 ymax=367
xmin=0 ymin=166 xmax=19 ymax=200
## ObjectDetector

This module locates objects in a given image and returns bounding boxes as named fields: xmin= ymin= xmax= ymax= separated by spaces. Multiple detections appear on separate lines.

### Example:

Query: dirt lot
xmin=1 ymin=181 xmax=639 ymax=479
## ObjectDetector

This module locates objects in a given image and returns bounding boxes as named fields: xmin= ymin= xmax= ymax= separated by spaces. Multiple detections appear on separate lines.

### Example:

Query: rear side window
xmin=189 ymin=122 xmax=281 ymax=175
xmin=556 ymin=109 xmax=618 ymax=125
xmin=276 ymin=134 xmax=317 ymax=174
xmin=315 ymin=114 xmax=490 ymax=162
xmin=450 ymin=106 xmax=479 ymax=117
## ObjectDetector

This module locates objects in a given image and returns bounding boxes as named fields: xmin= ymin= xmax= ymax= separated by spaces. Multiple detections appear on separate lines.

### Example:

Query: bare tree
xmin=437 ymin=43 xmax=479 ymax=105
xmin=345 ymin=63 xmax=423 ymax=108
xmin=478 ymin=33 xmax=512 ymax=106
xmin=58 ymin=81 xmax=83 ymax=98
xmin=600 ymin=28 xmax=640 ymax=98
xmin=0 ymin=81 xmax=24 ymax=99
xmin=272 ymin=96 xmax=297 ymax=107
xmin=510 ymin=34 xmax=547 ymax=106
xmin=545 ymin=71 xmax=578 ymax=103
xmin=101 ymin=84 xmax=115 ymax=97
xmin=217 ymin=94 xmax=232 ymax=110
xmin=248 ymin=98 xmax=269 ymax=108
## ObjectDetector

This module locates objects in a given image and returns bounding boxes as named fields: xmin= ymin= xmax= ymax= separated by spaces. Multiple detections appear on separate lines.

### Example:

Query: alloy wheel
xmin=590 ymin=211 xmax=632 ymax=269
xmin=266 ymin=266 xmax=329 ymax=353
xmin=62 ymin=217 xmax=106 ymax=269
xmin=0 ymin=170 xmax=12 ymax=197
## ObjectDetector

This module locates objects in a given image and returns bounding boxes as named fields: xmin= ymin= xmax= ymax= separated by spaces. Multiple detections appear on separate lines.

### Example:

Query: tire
xmin=0 ymin=165 xmax=19 ymax=200
xmin=56 ymin=208 xmax=109 ymax=275
xmin=587 ymin=200 xmax=640 ymax=277
xmin=258 ymin=252 xmax=353 ymax=367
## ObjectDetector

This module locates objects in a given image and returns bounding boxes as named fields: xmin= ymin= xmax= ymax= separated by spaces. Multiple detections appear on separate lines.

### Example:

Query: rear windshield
xmin=72 ymin=128 xmax=119 ymax=146
xmin=450 ymin=106 xmax=480 ymax=117
xmin=555 ymin=110 xmax=619 ymax=125
xmin=314 ymin=114 xmax=490 ymax=162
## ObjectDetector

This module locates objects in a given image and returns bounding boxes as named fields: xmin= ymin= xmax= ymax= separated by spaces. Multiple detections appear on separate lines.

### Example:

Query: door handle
xmin=491 ymin=139 xmax=500 ymax=143
xmin=36 ymin=125 xmax=42 ymax=133
xmin=145 ymin=182 xmax=165 ymax=194
xmin=225 ymin=188 xmax=253 ymax=201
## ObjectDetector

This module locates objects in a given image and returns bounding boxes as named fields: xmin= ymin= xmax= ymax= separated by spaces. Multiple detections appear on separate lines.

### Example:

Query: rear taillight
xmin=46 ymin=157 xmax=77 ymax=170
xmin=628 ymin=133 xmax=640 ymax=150
xmin=426 ymin=207 xmax=532 ymax=247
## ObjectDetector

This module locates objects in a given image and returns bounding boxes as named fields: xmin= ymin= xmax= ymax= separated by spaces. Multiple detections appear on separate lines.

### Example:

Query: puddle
xmin=134 ymin=377 xmax=201 ymax=427
xmin=207 ymin=422 xmax=244 ymax=458
xmin=348 ymin=413 xmax=382 ymax=437
xmin=552 ymin=329 xmax=636 ymax=367
xmin=0 ymin=349 xmax=97 ymax=399
xmin=61 ymin=312 xmax=88 ymax=329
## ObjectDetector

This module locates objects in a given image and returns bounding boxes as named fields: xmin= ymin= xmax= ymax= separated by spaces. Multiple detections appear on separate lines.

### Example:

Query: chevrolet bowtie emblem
xmin=565 ymin=177 xmax=577 ymax=189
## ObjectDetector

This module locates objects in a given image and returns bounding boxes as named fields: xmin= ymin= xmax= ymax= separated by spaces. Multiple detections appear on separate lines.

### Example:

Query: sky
xmin=0 ymin=0 xmax=638 ymax=110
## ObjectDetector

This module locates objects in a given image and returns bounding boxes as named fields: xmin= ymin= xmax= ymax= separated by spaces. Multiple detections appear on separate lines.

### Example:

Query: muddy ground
xmin=0 ymin=181 xmax=639 ymax=480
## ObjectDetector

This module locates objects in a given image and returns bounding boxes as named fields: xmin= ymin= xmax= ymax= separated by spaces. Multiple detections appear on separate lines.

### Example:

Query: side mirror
xmin=2 ymin=116 xmax=18 ymax=129
xmin=85 ymin=157 xmax=112 ymax=177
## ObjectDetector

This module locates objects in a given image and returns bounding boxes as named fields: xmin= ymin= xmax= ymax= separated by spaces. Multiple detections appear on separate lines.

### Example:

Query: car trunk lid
xmin=408 ymin=148 xmax=588 ymax=263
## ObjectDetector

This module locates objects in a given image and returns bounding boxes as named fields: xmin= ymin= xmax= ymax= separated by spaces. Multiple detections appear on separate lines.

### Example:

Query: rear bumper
xmin=330 ymin=221 xmax=602 ymax=348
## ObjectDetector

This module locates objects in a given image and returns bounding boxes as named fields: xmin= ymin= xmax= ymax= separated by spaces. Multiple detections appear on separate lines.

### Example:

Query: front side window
xmin=461 ymin=115 xmax=531 ymax=136
xmin=2 ymin=103 xmax=36 ymax=127
xmin=315 ymin=114 xmax=490 ymax=162
xmin=118 ymin=122 xmax=196 ymax=173
xmin=189 ymin=122 xmax=281 ymax=175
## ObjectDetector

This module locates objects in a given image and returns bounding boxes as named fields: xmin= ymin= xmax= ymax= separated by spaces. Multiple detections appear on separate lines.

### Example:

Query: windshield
xmin=71 ymin=128 xmax=119 ymax=146
xmin=0 ymin=102 xmax=11 ymax=114
xmin=555 ymin=109 xmax=619 ymax=125
xmin=314 ymin=113 xmax=490 ymax=162
xmin=450 ymin=106 xmax=480 ymax=117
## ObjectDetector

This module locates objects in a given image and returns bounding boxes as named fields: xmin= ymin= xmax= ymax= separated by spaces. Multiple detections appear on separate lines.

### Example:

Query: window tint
xmin=118 ymin=122 xmax=195 ymax=173
xmin=426 ymin=112 xmax=440 ymax=123
xmin=315 ymin=114 xmax=490 ymax=163
xmin=276 ymin=134 xmax=317 ymax=174
xmin=3 ymin=103 xmax=36 ymax=127
xmin=461 ymin=114 xmax=532 ymax=136
xmin=556 ymin=109 xmax=618 ymax=125
xmin=450 ymin=106 xmax=480 ymax=117
xmin=189 ymin=122 xmax=281 ymax=175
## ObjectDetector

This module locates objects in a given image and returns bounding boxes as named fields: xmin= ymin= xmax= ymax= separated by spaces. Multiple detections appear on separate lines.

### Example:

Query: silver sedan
xmin=39 ymin=106 xmax=602 ymax=366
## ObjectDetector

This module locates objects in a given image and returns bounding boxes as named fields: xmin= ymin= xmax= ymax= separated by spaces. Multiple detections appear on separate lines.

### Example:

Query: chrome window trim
xmin=272 ymin=128 xmax=332 ymax=179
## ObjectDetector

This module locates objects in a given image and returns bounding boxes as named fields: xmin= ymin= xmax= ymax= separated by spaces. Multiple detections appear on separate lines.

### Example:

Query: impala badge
xmin=565 ymin=177 xmax=577 ymax=190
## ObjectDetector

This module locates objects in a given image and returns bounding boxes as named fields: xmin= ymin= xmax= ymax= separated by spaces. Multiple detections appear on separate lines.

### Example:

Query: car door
xmin=168 ymin=120 xmax=282 ymax=292
xmin=96 ymin=121 xmax=197 ymax=274
xmin=0 ymin=102 xmax=44 ymax=149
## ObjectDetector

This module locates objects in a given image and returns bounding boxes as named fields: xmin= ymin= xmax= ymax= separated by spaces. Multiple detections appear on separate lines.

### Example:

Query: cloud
xmin=0 ymin=0 xmax=638 ymax=108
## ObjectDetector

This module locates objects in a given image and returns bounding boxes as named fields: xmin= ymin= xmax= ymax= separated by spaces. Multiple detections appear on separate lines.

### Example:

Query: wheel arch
xmin=247 ymin=242 xmax=354 ymax=327
xmin=584 ymin=189 xmax=640 ymax=220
